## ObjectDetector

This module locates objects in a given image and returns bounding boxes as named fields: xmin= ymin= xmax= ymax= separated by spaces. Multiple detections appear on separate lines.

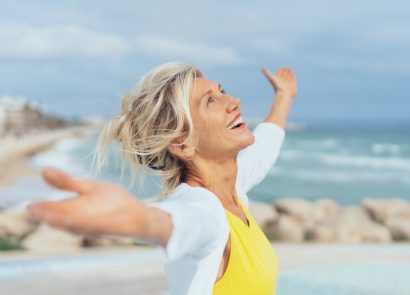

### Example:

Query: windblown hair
xmin=91 ymin=61 xmax=202 ymax=199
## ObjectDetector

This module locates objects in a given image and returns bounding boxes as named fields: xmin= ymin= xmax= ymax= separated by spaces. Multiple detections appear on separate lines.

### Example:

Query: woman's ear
xmin=167 ymin=135 xmax=195 ymax=159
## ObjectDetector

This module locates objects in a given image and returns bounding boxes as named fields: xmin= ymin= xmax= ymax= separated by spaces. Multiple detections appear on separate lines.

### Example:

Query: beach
xmin=1 ymin=243 xmax=409 ymax=295
xmin=0 ymin=127 xmax=95 ymax=185
xmin=0 ymin=126 xmax=97 ymax=208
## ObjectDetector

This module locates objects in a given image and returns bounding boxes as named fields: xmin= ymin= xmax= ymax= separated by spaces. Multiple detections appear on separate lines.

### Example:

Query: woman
xmin=27 ymin=61 xmax=297 ymax=295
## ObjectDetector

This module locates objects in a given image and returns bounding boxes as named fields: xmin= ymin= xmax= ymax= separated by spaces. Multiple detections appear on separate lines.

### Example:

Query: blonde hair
xmin=91 ymin=61 xmax=202 ymax=199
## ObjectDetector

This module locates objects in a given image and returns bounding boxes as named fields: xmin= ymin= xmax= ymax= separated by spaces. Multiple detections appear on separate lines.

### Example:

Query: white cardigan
xmin=147 ymin=122 xmax=286 ymax=295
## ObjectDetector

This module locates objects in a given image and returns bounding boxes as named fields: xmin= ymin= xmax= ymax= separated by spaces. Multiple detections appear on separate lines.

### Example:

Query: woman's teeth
xmin=227 ymin=116 xmax=244 ymax=130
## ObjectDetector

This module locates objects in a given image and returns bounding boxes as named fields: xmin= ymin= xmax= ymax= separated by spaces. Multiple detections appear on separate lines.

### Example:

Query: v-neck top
xmin=145 ymin=122 xmax=286 ymax=295
xmin=213 ymin=198 xmax=279 ymax=294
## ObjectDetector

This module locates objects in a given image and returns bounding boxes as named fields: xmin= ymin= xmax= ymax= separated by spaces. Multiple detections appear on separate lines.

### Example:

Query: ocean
xmin=58 ymin=119 xmax=410 ymax=206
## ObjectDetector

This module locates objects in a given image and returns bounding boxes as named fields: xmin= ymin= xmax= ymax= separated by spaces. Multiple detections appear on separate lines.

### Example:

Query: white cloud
xmin=136 ymin=35 xmax=241 ymax=65
xmin=0 ymin=22 xmax=130 ymax=59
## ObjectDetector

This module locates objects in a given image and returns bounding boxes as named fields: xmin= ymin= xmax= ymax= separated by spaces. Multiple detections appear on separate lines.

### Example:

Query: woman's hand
xmin=262 ymin=67 xmax=297 ymax=99
xmin=26 ymin=167 xmax=148 ymax=237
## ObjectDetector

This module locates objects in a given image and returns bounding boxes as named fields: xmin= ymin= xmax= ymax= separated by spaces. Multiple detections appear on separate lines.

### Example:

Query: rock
xmin=360 ymin=223 xmax=391 ymax=243
xmin=363 ymin=198 xmax=410 ymax=223
xmin=270 ymin=215 xmax=304 ymax=242
xmin=274 ymin=198 xmax=339 ymax=231
xmin=335 ymin=206 xmax=391 ymax=243
xmin=22 ymin=223 xmax=84 ymax=251
xmin=248 ymin=200 xmax=278 ymax=233
xmin=335 ymin=224 xmax=364 ymax=243
xmin=275 ymin=198 xmax=318 ymax=231
xmin=315 ymin=199 xmax=342 ymax=220
xmin=385 ymin=217 xmax=410 ymax=240
xmin=0 ymin=209 xmax=37 ymax=239
xmin=312 ymin=223 xmax=337 ymax=242
xmin=82 ymin=235 xmax=136 ymax=247
xmin=340 ymin=206 xmax=372 ymax=224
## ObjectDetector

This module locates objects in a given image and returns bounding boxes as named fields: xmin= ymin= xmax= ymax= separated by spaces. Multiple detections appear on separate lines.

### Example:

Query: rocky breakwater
xmin=1 ymin=197 xmax=409 ymax=252
xmin=248 ymin=198 xmax=410 ymax=243
xmin=0 ymin=206 xmax=139 ymax=252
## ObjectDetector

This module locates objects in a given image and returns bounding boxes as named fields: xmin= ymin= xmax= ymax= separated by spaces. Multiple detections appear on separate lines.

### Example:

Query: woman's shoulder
xmin=154 ymin=183 xmax=226 ymax=216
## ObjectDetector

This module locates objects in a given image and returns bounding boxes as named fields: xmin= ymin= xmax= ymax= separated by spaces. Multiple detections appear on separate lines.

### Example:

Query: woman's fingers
xmin=27 ymin=198 xmax=88 ymax=231
xmin=27 ymin=199 xmax=73 ymax=222
xmin=262 ymin=68 xmax=278 ymax=86
xmin=42 ymin=167 xmax=93 ymax=194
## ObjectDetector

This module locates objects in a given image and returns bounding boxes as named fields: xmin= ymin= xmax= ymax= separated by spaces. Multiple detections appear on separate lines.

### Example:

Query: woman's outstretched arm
xmin=262 ymin=67 xmax=297 ymax=129
xmin=26 ymin=167 xmax=173 ymax=248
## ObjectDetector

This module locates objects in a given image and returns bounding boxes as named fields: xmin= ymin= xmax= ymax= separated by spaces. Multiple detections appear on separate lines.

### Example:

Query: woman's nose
xmin=227 ymin=96 xmax=240 ymax=112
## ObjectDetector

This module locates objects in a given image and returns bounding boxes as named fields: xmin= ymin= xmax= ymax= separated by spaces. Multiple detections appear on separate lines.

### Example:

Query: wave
xmin=28 ymin=138 xmax=90 ymax=176
xmin=280 ymin=150 xmax=410 ymax=171
xmin=318 ymin=154 xmax=410 ymax=171
xmin=269 ymin=168 xmax=410 ymax=184
xmin=372 ymin=143 xmax=401 ymax=156
xmin=0 ymin=138 xmax=94 ymax=208
xmin=295 ymin=139 xmax=340 ymax=149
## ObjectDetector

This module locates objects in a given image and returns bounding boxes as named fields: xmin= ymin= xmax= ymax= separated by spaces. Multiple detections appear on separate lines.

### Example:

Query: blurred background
xmin=1 ymin=1 xmax=409 ymax=295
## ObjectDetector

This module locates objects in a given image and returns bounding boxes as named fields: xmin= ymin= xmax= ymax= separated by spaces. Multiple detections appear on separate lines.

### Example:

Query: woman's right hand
xmin=27 ymin=167 xmax=149 ymax=237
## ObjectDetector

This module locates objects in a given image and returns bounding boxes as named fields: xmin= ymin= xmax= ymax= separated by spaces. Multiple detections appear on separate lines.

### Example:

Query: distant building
xmin=0 ymin=96 xmax=68 ymax=136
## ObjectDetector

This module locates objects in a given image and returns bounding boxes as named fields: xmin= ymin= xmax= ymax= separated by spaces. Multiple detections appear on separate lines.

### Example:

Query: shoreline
xmin=0 ymin=126 xmax=99 ymax=210
xmin=1 ymin=243 xmax=409 ymax=295
xmin=0 ymin=127 xmax=92 ymax=187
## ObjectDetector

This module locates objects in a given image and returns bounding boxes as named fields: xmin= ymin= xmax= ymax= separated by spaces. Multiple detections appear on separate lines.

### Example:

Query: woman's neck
xmin=185 ymin=157 xmax=239 ymax=206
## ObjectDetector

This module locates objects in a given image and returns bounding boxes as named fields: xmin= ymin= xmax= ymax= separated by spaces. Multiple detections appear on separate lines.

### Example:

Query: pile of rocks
xmin=1 ymin=197 xmax=409 ymax=252
xmin=0 ymin=207 xmax=137 ymax=252
xmin=248 ymin=198 xmax=410 ymax=243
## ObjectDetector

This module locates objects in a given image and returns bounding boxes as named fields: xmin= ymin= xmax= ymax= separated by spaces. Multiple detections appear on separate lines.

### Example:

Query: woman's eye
xmin=221 ymin=88 xmax=226 ymax=94
xmin=207 ymin=96 xmax=214 ymax=106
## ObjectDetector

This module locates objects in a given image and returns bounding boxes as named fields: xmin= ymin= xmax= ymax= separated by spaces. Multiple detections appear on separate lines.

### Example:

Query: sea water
xmin=62 ymin=120 xmax=410 ymax=206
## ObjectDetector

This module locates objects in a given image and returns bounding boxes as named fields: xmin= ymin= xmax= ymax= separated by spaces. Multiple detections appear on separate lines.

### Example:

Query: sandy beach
xmin=1 ymin=243 xmax=409 ymax=295
xmin=0 ymin=127 xmax=91 ymax=187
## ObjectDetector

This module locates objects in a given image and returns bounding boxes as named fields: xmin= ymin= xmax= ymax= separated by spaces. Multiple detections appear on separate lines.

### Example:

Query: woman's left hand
xmin=262 ymin=67 xmax=297 ymax=99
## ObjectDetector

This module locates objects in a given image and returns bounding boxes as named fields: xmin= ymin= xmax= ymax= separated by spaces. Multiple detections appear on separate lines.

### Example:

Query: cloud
xmin=136 ymin=35 xmax=241 ymax=65
xmin=0 ymin=22 xmax=130 ymax=59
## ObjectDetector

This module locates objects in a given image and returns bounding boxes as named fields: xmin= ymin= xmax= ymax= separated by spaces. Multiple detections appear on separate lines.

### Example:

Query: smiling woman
xmin=26 ymin=61 xmax=297 ymax=295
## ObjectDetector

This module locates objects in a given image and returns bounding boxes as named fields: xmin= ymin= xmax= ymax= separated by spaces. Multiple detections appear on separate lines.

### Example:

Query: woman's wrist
xmin=275 ymin=90 xmax=296 ymax=102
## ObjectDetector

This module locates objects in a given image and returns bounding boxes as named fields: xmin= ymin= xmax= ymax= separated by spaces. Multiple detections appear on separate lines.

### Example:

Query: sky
xmin=1 ymin=0 xmax=410 ymax=125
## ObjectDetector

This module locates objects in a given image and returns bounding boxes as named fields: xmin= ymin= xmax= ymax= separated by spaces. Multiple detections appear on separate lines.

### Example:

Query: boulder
xmin=82 ymin=235 xmax=136 ymax=247
xmin=22 ymin=223 xmax=84 ymax=252
xmin=248 ymin=200 xmax=279 ymax=233
xmin=274 ymin=198 xmax=318 ymax=231
xmin=312 ymin=223 xmax=337 ymax=242
xmin=363 ymin=198 xmax=410 ymax=223
xmin=315 ymin=198 xmax=342 ymax=220
xmin=270 ymin=215 xmax=304 ymax=242
xmin=385 ymin=217 xmax=410 ymax=241
xmin=0 ymin=209 xmax=37 ymax=239
xmin=335 ymin=206 xmax=391 ymax=243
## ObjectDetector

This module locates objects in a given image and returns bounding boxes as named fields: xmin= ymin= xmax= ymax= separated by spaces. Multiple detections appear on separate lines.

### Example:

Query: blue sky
xmin=1 ymin=0 xmax=409 ymax=124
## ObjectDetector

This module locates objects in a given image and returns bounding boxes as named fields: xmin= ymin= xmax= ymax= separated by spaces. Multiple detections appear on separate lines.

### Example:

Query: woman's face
xmin=188 ymin=76 xmax=255 ymax=160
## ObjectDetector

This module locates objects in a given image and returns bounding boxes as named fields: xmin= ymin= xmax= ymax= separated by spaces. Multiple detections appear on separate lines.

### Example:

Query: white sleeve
xmin=146 ymin=194 xmax=223 ymax=264
xmin=236 ymin=122 xmax=286 ymax=194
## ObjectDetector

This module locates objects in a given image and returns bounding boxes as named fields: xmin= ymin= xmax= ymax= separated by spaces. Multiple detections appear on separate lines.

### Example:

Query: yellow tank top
xmin=213 ymin=199 xmax=279 ymax=295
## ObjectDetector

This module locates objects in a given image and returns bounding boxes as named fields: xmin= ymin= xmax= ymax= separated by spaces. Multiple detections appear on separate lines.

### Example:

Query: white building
xmin=0 ymin=96 xmax=41 ymax=136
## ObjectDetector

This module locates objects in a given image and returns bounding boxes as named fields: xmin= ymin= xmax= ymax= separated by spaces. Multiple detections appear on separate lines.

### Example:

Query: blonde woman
xmin=27 ymin=62 xmax=297 ymax=295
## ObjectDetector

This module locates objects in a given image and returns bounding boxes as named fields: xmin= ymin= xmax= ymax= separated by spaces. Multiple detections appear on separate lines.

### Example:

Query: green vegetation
xmin=304 ymin=230 xmax=315 ymax=242
xmin=0 ymin=238 xmax=25 ymax=251
xmin=265 ymin=231 xmax=280 ymax=241
xmin=393 ymin=234 xmax=410 ymax=242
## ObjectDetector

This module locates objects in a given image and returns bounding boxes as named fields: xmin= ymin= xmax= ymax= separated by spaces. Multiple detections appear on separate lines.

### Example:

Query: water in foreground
xmin=1 ymin=244 xmax=409 ymax=295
